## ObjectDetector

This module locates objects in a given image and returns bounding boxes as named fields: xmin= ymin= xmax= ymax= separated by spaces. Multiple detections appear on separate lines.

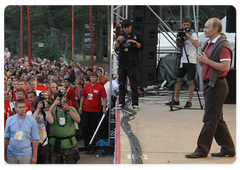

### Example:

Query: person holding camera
xmin=166 ymin=17 xmax=199 ymax=108
xmin=115 ymin=19 xmax=143 ymax=111
xmin=26 ymin=96 xmax=54 ymax=164
xmin=48 ymin=92 xmax=80 ymax=164
xmin=57 ymin=84 xmax=73 ymax=107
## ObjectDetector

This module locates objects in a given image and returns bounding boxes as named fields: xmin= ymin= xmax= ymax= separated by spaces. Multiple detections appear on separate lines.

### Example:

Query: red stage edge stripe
xmin=115 ymin=97 xmax=121 ymax=164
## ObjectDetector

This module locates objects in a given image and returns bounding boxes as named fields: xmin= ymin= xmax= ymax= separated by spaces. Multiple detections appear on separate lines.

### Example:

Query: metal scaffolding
xmin=109 ymin=5 xmax=200 ymax=163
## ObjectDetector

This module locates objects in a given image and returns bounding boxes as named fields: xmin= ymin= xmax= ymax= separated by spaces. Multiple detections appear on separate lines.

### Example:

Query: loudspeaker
xmin=139 ymin=44 xmax=157 ymax=65
xmin=132 ymin=5 xmax=159 ymax=24
xmin=226 ymin=6 xmax=236 ymax=33
xmin=225 ymin=68 xmax=236 ymax=104
xmin=132 ymin=5 xmax=159 ymax=87
xmin=132 ymin=24 xmax=158 ymax=45
xmin=138 ymin=67 xmax=157 ymax=87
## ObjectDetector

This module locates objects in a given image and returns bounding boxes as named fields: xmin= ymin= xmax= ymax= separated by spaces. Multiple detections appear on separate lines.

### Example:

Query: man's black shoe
xmin=211 ymin=151 xmax=235 ymax=157
xmin=185 ymin=152 xmax=207 ymax=158
xmin=184 ymin=101 xmax=192 ymax=108
xmin=165 ymin=100 xmax=179 ymax=105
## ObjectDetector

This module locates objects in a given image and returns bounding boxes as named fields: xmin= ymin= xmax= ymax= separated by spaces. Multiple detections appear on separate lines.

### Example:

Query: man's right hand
xmin=36 ymin=102 xmax=43 ymax=112
xmin=79 ymin=107 xmax=83 ymax=115
xmin=117 ymin=36 xmax=124 ymax=42
xmin=54 ymin=96 xmax=61 ymax=106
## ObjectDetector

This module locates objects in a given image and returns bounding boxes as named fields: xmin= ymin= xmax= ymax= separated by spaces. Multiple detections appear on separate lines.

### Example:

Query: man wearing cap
xmin=115 ymin=19 xmax=143 ymax=111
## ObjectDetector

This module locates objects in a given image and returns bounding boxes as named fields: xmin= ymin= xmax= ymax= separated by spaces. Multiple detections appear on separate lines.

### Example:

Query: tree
xmin=4 ymin=5 xmax=230 ymax=61
xmin=4 ymin=6 xmax=21 ymax=56
xmin=32 ymin=28 xmax=61 ymax=61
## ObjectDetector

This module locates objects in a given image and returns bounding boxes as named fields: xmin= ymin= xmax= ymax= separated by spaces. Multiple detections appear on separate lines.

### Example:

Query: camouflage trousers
xmin=49 ymin=144 xmax=80 ymax=164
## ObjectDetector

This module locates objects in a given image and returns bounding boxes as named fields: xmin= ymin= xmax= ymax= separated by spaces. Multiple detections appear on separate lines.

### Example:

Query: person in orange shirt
xmin=97 ymin=68 xmax=106 ymax=85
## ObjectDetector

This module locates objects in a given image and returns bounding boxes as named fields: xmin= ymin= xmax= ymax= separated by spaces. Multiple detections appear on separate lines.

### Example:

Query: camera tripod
xmin=169 ymin=40 xmax=204 ymax=111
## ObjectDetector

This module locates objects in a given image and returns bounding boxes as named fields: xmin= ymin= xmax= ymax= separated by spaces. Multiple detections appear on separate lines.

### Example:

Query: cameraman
xmin=48 ymin=92 xmax=80 ymax=164
xmin=26 ymin=96 xmax=54 ymax=164
xmin=115 ymin=19 xmax=143 ymax=111
xmin=57 ymin=84 xmax=73 ymax=107
xmin=166 ymin=17 xmax=198 ymax=108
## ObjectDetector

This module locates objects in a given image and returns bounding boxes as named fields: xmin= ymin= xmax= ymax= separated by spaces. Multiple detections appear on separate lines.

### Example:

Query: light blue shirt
xmin=4 ymin=114 xmax=40 ymax=157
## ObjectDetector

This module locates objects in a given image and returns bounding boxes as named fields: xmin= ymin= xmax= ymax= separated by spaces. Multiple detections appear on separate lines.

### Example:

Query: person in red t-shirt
xmin=4 ymin=90 xmax=12 ymax=129
xmin=36 ymin=75 xmax=48 ymax=96
xmin=15 ymin=89 xmax=31 ymax=113
xmin=26 ymin=91 xmax=36 ymax=111
xmin=79 ymin=72 xmax=107 ymax=147
xmin=64 ymin=78 xmax=78 ymax=111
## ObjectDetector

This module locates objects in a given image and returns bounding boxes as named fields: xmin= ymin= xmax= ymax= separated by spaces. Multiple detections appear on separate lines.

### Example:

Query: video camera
xmin=177 ymin=26 xmax=187 ymax=47
xmin=120 ymin=33 xmax=137 ymax=48
xmin=57 ymin=90 xmax=70 ymax=106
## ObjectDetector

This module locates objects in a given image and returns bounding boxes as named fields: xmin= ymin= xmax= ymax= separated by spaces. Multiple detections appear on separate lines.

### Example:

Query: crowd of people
xmin=4 ymin=16 xmax=236 ymax=164
xmin=4 ymin=52 xmax=118 ymax=164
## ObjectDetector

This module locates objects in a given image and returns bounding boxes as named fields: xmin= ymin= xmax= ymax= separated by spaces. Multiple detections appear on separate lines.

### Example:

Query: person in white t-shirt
xmin=166 ymin=17 xmax=199 ymax=108
xmin=4 ymin=47 xmax=11 ymax=59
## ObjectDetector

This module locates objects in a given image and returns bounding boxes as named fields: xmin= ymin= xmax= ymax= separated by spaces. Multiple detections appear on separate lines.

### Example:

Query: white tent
xmin=157 ymin=16 xmax=236 ymax=90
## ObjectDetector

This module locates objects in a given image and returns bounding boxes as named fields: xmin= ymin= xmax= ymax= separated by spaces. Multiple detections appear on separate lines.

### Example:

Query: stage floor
xmin=119 ymin=90 xmax=236 ymax=164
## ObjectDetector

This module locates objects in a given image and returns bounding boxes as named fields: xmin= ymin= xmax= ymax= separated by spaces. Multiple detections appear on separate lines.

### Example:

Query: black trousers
xmin=195 ymin=78 xmax=235 ymax=156
xmin=81 ymin=110 xmax=100 ymax=146
xmin=119 ymin=65 xmax=139 ymax=106
xmin=38 ymin=144 xmax=49 ymax=164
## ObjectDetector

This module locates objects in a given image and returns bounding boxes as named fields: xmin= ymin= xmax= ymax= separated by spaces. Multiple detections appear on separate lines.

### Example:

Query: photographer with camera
xmin=57 ymin=84 xmax=74 ymax=107
xmin=115 ymin=19 xmax=143 ymax=111
xmin=166 ymin=17 xmax=198 ymax=108
xmin=48 ymin=92 xmax=80 ymax=164
xmin=26 ymin=95 xmax=54 ymax=164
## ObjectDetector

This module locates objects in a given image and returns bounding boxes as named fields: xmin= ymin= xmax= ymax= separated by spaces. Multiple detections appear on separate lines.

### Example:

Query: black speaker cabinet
xmin=138 ymin=66 xmax=156 ymax=87
xmin=133 ymin=5 xmax=159 ymax=24
xmin=139 ymin=44 xmax=157 ymax=66
xmin=226 ymin=6 xmax=236 ymax=33
xmin=132 ymin=24 xmax=158 ymax=45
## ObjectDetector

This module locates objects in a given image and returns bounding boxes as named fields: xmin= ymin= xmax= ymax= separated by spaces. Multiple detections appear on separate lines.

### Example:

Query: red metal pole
xmin=28 ymin=6 xmax=32 ymax=66
xmin=72 ymin=5 xmax=74 ymax=61
xmin=122 ymin=6 xmax=125 ymax=19
xmin=20 ymin=5 xmax=23 ymax=58
xmin=90 ymin=5 xmax=94 ymax=68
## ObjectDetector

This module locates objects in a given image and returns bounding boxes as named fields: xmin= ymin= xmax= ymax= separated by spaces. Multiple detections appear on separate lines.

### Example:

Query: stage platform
xmin=118 ymin=90 xmax=237 ymax=164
